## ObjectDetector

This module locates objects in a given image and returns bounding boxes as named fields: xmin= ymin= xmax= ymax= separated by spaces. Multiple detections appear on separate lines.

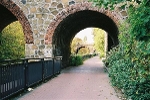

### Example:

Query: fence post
xmin=41 ymin=58 xmax=45 ymax=82
xmin=24 ymin=59 xmax=29 ymax=89
xmin=52 ymin=57 xmax=54 ymax=75
xmin=60 ymin=56 xmax=62 ymax=70
xmin=59 ymin=56 xmax=62 ymax=73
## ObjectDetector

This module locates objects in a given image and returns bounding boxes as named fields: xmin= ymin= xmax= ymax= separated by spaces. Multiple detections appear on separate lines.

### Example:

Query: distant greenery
xmin=70 ymin=35 xmax=96 ymax=66
xmin=93 ymin=28 xmax=105 ymax=58
xmin=0 ymin=21 xmax=25 ymax=60
xmin=69 ymin=55 xmax=83 ymax=66
xmin=69 ymin=54 xmax=97 ymax=66
xmin=78 ymin=48 xmax=90 ymax=55
xmin=71 ymin=37 xmax=90 ymax=55
xmin=71 ymin=37 xmax=83 ymax=54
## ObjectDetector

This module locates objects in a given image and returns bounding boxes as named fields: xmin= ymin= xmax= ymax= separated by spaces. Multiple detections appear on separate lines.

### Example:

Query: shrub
xmin=103 ymin=22 xmax=150 ymax=100
xmin=69 ymin=54 xmax=97 ymax=66
xmin=69 ymin=55 xmax=83 ymax=66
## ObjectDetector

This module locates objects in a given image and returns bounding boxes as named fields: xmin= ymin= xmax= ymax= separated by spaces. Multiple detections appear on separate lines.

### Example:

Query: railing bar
xmin=0 ymin=66 xmax=2 ymax=98
xmin=42 ymin=58 xmax=44 ymax=81
xmin=24 ymin=59 xmax=28 ymax=89
xmin=12 ymin=63 xmax=15 ymax=95
xmin=17 ymin=64 xmax=19 ymax=89
xmin=8 ymin=64 xmax=11 ymax=95
xmin=18 ymin=64 xmax=21 ymax=89
xmin=9 ymin=64 xmax=11 ymax=94
xmin=10 ymin=64 xmax=13 ymax=95
xmin=1 ymin=66 xmax=4 ymax=97
xmin=5 ymin=66 xmax=7 ymax=93
xmin=15 ymin=64 xmax=18 ymax=90
xmin=3 ymin=66 xmax=5 ymax=94
xmin=53 ymin=58 xmax=55 ymax=75
xmin=17 ymin=64 xmax=20 ymax=89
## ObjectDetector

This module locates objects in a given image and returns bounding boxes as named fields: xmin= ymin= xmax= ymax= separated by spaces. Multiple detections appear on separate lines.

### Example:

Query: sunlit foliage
xmin=93 ymin=28 xmax=105 ymax=58
xmin=0 ymin=21 xmax=25 ymax=59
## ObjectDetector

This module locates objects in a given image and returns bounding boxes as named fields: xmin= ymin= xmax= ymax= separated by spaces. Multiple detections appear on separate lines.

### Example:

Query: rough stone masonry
xmin=0 ymin=0 xmax=129 ymax=58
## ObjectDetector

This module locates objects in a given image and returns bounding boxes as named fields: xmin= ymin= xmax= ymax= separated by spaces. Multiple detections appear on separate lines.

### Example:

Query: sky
xmin=75 ymin=28 xmax=94 ymax=44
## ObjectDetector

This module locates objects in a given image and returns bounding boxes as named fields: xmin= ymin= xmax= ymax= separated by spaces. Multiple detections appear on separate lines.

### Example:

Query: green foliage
xmin=93 ymin=28 xmax=105 ymax=58
xmin=104 ymin=22 xmax=150 ymax=100
xmin=71 ymin=37 xmax=83 ymax=54
xmin=89 ymin=0 xmax=149 ymax=9
xmin=128 ymin=3 xmax=150 ymax=41
xmin=69 ymin=55 xmax=83 ymax=66
xmin=71 ymin=37 xmax=90 ymax=55
xmin=69 ymin=54 xmax=97 ymax=66
xmin=78 ymin=47 xmax=90 ymax=55
xmin=0 ymin=21 xmax=25 ymax=60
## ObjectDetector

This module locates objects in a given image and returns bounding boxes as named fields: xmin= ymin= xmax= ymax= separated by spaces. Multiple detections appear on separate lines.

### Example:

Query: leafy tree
xmin=93 ymin=28 xmax=105 ymax=58
xmin=71 ymin=37 xmax=83 ymax=54
xmin=90 ymin=0 xmax=149 ymax=9
xmin=0 ymin=21 xmax=25 ymax=60
xmin=71 ymin=37 xmax=90 ymax=55
xmin=78 ymin=48 xmax=90 ymax=55
xmin=128 ymin=2 xmax=150 ymax=41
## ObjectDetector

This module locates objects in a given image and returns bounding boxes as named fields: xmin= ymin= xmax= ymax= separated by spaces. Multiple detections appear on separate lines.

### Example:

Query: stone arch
xmin=45 ymin=2 xmax=123 ymax=67
xmin=0 ymin=0 xmax=33 ymax=43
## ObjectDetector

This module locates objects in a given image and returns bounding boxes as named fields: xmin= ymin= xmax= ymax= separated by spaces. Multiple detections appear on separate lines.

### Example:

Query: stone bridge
xmin=0 ymin=0 xmax=129 ymax=67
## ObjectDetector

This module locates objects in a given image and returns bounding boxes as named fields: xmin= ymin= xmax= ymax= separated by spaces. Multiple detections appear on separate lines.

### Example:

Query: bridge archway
xmin=45 ymin=2 xmax=122 ymax=67
xmin=0 ymin=0 xmax=33 ymax=43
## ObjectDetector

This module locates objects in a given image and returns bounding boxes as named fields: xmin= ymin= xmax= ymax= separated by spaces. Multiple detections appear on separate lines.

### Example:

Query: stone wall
xmin=0 ymin=0 xmax=33 ymax=43
xmin=45 ymin=2 xmax=126 ymax=44
xmin=0 ymin=0 xmax=129 ymax=58
xmin=12 ymin=0 xmax=67 ymax=58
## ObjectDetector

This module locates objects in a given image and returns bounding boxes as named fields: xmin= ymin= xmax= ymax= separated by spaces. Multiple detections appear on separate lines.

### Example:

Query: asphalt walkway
xmin=17 ymin=56 xmax=120 ymax=100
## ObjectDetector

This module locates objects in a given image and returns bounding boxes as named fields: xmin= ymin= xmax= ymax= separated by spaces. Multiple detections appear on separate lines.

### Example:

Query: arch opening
xmin=0 ymin=4 xmax=17 ymax=32
xmin=0 ymin=0 xmax=33 ymax=43
xmin=71 ymin=32 xmax=92 ymax=55
xmin=0 ymin=21 xmax=25 ymax=59
xmin=52 ymin=10 xmax=119 ymax=67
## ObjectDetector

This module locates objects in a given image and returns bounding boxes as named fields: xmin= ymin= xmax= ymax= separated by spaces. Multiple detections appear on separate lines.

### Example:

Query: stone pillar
xmin=16 ymin=0 xmax=64 ymax=58
xmin=25 ymin=44 xmax=53 ymax=58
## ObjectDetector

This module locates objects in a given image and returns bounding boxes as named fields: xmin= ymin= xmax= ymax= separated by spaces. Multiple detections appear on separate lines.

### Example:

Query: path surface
xmin=17 ymin=56 xmax=120 ymax=100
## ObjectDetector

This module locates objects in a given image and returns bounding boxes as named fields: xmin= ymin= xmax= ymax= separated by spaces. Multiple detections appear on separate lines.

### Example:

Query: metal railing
xmin=0 ymin=56 xmax=62 ymax=100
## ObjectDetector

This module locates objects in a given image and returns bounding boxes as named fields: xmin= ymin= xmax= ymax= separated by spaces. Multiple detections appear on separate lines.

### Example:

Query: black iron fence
xmin=0 ymin=56 xmax=62 ymax=100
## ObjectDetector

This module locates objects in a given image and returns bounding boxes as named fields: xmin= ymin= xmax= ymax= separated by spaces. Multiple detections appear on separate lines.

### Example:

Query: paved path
xmin=17 ymin=56 xmax=120 ymax=100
